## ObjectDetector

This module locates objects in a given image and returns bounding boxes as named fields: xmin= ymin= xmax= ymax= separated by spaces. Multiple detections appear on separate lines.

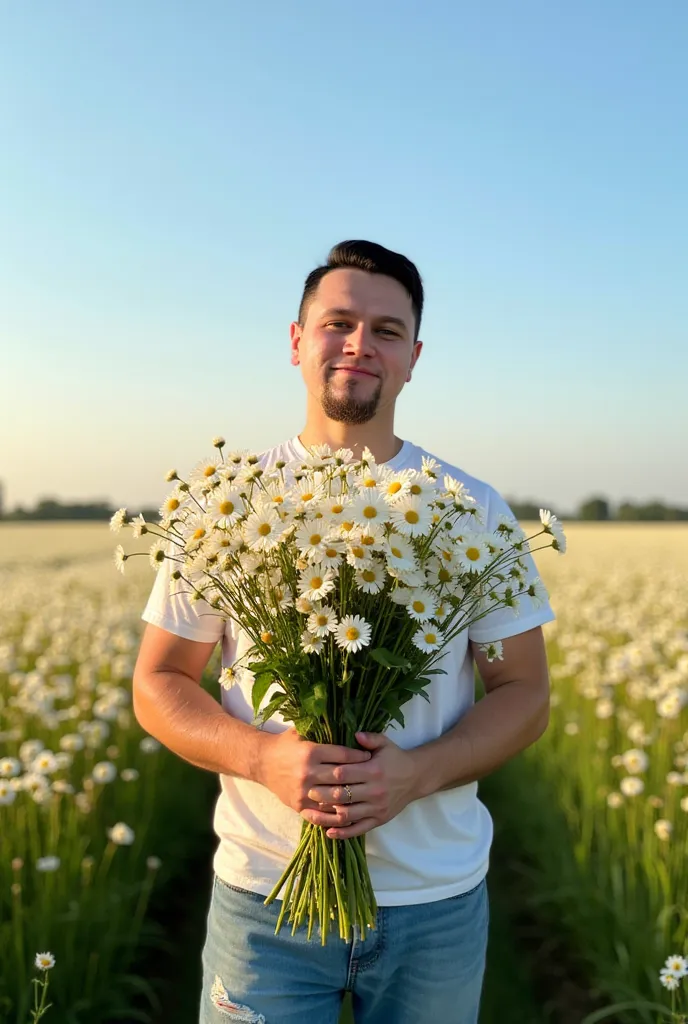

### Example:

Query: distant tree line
xmin=506 ymin=496 xmax=688 ymax=522
xmin=0 ymin=495 xmax=686 ymax=523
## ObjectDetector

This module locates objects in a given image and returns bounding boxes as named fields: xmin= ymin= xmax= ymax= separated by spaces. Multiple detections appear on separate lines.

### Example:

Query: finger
xmin=326 ymin=818 xmax=379 ymax=840
xmin=312 ymin=763 xmax=380 ymax=787
xmin=317 ymin=743 xmax=372 ymax=764
xmin=307 ymin=784 xmax=371 ymax=805
xmin=301 ymin=802 xmax=376 ymax=829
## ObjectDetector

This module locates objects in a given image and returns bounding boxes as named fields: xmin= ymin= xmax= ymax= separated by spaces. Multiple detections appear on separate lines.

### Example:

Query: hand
xmin=303 ymin=731 xmax=420 ymax=839
xmin=256 ymin=727 xmax=373 ymax=819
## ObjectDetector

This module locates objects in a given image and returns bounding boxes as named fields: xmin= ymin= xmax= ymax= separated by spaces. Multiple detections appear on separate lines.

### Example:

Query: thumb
xmin=355 ymin=731 xmax=388 ymax=751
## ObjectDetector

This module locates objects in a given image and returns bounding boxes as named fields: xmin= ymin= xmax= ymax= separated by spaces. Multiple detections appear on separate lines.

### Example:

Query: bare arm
xmin=132 ymin=623 xmax=371 ymax=813
xmin=409 ymin=626 xmax=551 ymax=798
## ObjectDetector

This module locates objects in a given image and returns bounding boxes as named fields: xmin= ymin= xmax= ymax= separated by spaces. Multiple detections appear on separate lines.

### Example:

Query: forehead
xmin=309 ymin=268 xmax=414 ymax=323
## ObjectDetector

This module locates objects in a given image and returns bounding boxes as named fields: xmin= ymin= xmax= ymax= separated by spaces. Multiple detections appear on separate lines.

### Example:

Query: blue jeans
xmin=199 ymin=873 xmax=489 ymax=1023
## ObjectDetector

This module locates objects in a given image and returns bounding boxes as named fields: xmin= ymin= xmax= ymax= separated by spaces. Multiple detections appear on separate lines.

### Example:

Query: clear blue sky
xmin=1 ymin=1 xmax=686 ymax=515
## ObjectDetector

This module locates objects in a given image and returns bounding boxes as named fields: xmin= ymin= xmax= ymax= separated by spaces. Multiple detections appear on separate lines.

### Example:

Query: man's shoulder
xmin=402 ymin=441 xmax=503 ymax=509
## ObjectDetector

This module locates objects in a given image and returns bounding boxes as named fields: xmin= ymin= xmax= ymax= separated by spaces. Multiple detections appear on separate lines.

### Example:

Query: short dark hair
xmin=298 ymin=240 xmax=424 ymax=341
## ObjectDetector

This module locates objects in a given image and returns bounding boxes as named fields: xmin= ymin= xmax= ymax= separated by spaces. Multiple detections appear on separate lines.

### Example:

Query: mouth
xmin=331 ymin=367 xmax=379 ymax=378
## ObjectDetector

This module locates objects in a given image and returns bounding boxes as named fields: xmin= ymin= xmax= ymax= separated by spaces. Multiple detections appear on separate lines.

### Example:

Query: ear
xmin=290 ymin=321 xmax=302 ymax=366
xmin=406 ymin=340 xmax=423 ymax=382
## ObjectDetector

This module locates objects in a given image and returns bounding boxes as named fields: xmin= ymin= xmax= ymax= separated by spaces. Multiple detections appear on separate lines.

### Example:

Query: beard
xmin=321 ymin=369 xmax=383 ymax=425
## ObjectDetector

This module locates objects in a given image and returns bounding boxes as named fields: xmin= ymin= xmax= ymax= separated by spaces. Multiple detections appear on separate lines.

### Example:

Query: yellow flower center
xmin=362 ymin=569 xmax=376 ymax=582
xmin=410 ymin=484 xmax=422 ymax=495
xmin=441 ymin=549 xmax=452 ymax=562
xmin=346 ymin=627 xmax=360 ymax=641
xmin=405 ymin=510 xmax=420 ymax=524
xmin=325 ymin=547 xmax=338 ymax=558
xmin=204 ymin=465 xmax=216 ymax=477
xmin=432 ymin=513 xmax=440 ymax=523
xmin=412 ymin=600 xmax=425 ymax=613
xmin=466 ymin=546 xmax=481 ymax=561
xmin=342 ymin=521 xmax=354 ymax=532
xmin=438 ymin=568 xmax=451 ymax=582
xmin=316 ymin=614 xmax=328 ymax=626
xmin=351 ymin=546 xmax=365 ymax=559
xmin=388 ymin=482 xmax=402 ymax=494
xmin=193 ymin=528 xmax=206 ymax=540
xmin=331 ymin=504 xmax=344 ymax=514
xmin=361 ymin=535 xmax=375 ymax=546
xmin=302 ymin=492 xmax=314 ymax=501
xmin=310 ymin=576 xmax=323 ymax=589
xmin=424 ymin=633 xmax=437 ymax=644
xmin=167 ymin=498 xmax=180 ymax=511
xmin=260 ymin=631 xmax=273 ymax=644
xmin=363 ymin=477 xmax=376 ymax=487
xmin=219 ymin=501 xmax=235 ymax=515
xmin=258 ymin=523 xmax=272 ymax=536
xmin=391 ymin=546 xmax=402 ymax=558
xmin=273 ymin=495 xmax=284 ymax=504
xmin=363 ymin=505 xmax=378 ymax=518
xmin=309 ymin=533 xmax=323 ymax=545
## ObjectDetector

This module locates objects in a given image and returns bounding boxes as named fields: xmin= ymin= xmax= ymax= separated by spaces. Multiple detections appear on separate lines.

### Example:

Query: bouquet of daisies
xmin=112 ymin=437 xmax=565 ymax=944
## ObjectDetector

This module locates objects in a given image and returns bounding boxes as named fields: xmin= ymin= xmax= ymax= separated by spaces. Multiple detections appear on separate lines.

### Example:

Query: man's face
xmin=290 ymin=268 xmax=422 ymax=425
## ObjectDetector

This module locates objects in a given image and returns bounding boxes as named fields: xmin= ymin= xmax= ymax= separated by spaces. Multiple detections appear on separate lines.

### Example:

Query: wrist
xmin=407 ymin=742 xmax=442 ymax=801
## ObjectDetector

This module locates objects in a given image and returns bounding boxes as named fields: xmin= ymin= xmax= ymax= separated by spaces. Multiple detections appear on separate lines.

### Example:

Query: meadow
xmin=1 ymin=522 xmax=686 ymax=1023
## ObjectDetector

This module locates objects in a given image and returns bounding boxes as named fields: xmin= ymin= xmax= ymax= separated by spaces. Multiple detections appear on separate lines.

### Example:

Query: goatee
xmin=321 ymin=372 xmax=382 ymax=425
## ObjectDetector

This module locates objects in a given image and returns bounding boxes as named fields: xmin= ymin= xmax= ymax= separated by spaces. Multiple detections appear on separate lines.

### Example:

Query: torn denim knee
xmin=209 ymin=975 xmax=266 ymax=1022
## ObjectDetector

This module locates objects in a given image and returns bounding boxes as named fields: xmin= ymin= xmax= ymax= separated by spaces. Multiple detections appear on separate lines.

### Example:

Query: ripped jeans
xmin=199 ymin=873 xmax=489 ymax=1024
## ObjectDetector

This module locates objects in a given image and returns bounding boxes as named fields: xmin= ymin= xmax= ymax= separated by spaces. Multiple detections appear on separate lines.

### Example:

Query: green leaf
xmin=369 ymin=647 xmax=412 ymax=671
xmin=580 ymin=1002 xmax=675 ymax=1023
xmin=256 ymin=692 xmax=288 ymax=724
xmin=251 ymin=671 xmax=276 ymax=716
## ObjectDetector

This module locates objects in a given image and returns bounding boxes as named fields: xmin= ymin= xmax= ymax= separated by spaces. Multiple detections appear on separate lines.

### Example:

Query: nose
xmin=342 ymin=325 xmax=375 ymax=358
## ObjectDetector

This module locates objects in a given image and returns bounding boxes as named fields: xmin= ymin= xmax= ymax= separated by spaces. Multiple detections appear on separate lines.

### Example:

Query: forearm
xmin=409 ymin=679 xmax=549 ymax=799
xmin=132 ymin=669 xmax=269 ymax=782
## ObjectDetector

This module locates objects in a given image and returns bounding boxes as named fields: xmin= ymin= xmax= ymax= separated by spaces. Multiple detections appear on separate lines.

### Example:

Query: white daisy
xmin=180 ymin=512 xmax=217 ymax=554
xmin=403 ymin=469 xmax=438 ymax=498
xmin=664 ymin=955 xmax=688 ymax=978
xmin=300 ymin=630 xmax=325 ymax=655
xmin=0 ymin=781 xmax=16 ymax=805
xmin=385 ymin=533 xmax=417 ymax=571
xmin=108 ymin=822 xmax=135 ymax=846
xmin=478 ymin=641 xmax=504 ymax=663
xmin=539 ymin=508 xmax=567 ymax=554
xmin=297 ymin=567 xmax=337 ymax=602
xmin=92 ymin=761 xmax=117 ymax=784
xmin=349 ymin=489 xmax=389 ymax=527
xmin=406 ymin=589 xmax=438 ymax=622
xmin=35 ymin=952 xmax=56 ymax=971
xmin=388 ymin=495 xmax=433 ymax=537
xmin=0 ymin=757 xmax=20 ymax=778
xmin=425 ymin=557 xmax=456 ymax=590
xmin=455 ymin=536 xmax=492 ymax=573
xmin=526 ymin=578 xmax=549 ymax=609
xmin=36 ymin=856 xmax=60 ymax=872
xmin=346 ymin=539 xmax=374 ymax=569
xmin=317 ymin=494 xmax=352 ymax=522
xmin=355 ymin=562 xmax=386 ymax=594
xmin=421 ymin=456 xmax=442 ymax=480
xmin=314 ymin=537 xmax=346 ymax=569
xmin=307 ymin=607 xmax=339 ymax=638
xmin=379 ymin=471 xmax=410 ymax=503
xmin=659 ymin=970 xmax=681 ymax=991
xmin=207 ymin=483 xmax=245 ymax=527
xmin=31 ymin=751 xmax=59 ymax=775
xmin=292 ymin=478 xmax=324 ymax=511
xmin=335 ymin=615 xmax=372 ymax=654
xmin=294 ymin=522 xmax=329 ymax=560
xmin=295 ymin=595 xmax=317 ymax=615
xmin=621 ymin=749 xmax=649 ymax=774
xmin=114 ymin=545 xmax=128 ymax=574
xmin=243 ymin=509 xmax=286 ymax=552
xmin=412 ymin=628 xmax=442 ymax=653
xmin=148 ymin=540 xmax=168 ymax=571
xmin=619 ymin=776 xmax=644 ymax=797
xmin=109 ymin=508 xmax=129 ymax=533
xmin=188 ymin=454 xmax=223 ymax=487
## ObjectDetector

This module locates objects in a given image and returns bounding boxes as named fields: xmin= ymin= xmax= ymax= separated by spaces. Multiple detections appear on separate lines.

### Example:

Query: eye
xmin=378 ymin=328 xmax=400 ymax=337
xmin=326 ymin=321 xmax=350 ymax=329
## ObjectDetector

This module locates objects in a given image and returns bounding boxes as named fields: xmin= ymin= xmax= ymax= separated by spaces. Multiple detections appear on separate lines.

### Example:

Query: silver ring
xmin=344 ymin=784 xmax=353 ymax=804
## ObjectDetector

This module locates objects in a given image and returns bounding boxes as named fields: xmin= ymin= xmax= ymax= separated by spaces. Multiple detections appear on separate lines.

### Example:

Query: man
xmin=133 ymin=240 xmax=554 ymax=1024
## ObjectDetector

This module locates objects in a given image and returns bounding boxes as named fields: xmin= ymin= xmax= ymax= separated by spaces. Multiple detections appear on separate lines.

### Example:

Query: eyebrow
xmin=319 ymin=307 xmax=409 ymax=331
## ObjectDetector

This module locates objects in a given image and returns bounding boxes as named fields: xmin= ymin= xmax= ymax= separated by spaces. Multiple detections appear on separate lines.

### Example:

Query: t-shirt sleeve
xmin=467 ymin=488 xmax=556 ymax=644
xmin=140 ymin=541 xmax=226 ymax=644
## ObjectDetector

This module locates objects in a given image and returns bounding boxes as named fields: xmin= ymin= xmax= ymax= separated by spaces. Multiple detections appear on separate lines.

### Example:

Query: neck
xmin=298 ymin=403 xmax=403 ymax=464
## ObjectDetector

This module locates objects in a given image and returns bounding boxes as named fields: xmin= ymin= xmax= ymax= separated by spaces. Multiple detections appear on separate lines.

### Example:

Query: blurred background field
xmin=1 ymin=521 xmax=686 ymax=1022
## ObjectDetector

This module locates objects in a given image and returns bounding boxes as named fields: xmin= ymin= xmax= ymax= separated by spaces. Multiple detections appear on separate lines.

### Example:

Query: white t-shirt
xmin=141 ymin=436 xmax=555 ymax=905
